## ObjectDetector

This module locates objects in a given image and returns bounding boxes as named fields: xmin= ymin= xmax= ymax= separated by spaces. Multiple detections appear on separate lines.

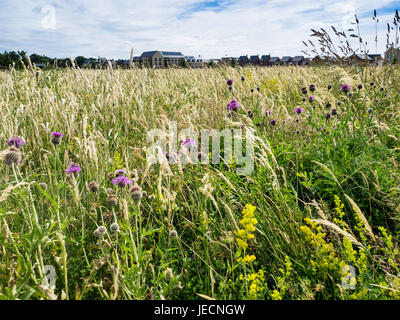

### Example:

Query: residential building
xmin=261 ymin=54 xmax=271 ymax=66
xmin=267 ymin=57 xmax=280 ymax=66
xmin=280 ymin=56 xmax=293 ymax=65
xmin=138 ymin=51 xmax=185 ymax=68
xmin=293 ymin=56 xmax=307 ymax=66
xmin=238 ymin=55 xmax=249 ymax=66
xmin=249 ymin=55 xmax=260 ymax=65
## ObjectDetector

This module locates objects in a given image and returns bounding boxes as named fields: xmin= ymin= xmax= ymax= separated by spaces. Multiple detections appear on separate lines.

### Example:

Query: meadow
xmin=0 ymin=64 xmax=399 ymax=300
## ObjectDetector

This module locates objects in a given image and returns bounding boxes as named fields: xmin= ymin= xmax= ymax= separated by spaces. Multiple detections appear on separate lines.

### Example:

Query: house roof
xmin=293 ymin=56 xmax=305 ymax=62
xmin=238 ymin=56 xmax=249 ymax=62
xmin=281 ymin=56 xmax=292 ymax=62
xmin=261 ymin=55 xmax=271 ymax=61
xmin=249 ymin=55 xmax=260 ymax=62
xmin=353 ymin=53 xmax=373 ymax=61
xmin=140 ymin=51 xmax=184 ymax=58
xmin=269 ymin=57 xmax=280 ymax=62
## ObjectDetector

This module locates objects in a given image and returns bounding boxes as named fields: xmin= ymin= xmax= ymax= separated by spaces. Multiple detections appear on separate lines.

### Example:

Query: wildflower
xmin=302 ymin=97 xmax=306 ymax=102
xmin=66 ymin=162 xmax=81 ymax=178
xmin=227 ymin=99 xmax=239 ymax=112
xmin=4 ymin=147 xmax=21 ymax=166
xmin=265 ymin=110 xmax=272 ymax=117
xmin=326 ymin=113 xmax=331 ymax=120
xmin=110 ymin=222 xmax=120 ymax=233
xmin=331 ymin=108 xmax=337 ymax=116
xmin=308 ymin=95 xmax=315 ymax=103
xmin=241 ymin=76 xmax=245 ymax=81
xmin=39 ymin=182 xmax=48 ymax=191
xmin=112 ymin=176 xmax=132 ymax=188
xmin=51 ymin=132 xmax=63 ymax=145
xmin=107 ymin=172 xmax=115 ymax=181
xmin=235 ymin=204 xmax=258 ymax=251
xmin=309 ymin=84 xmax=316 ymax=92
xmin=348 ymin=92 xmax=353 ymax=98
xmin=357 ymin=84 xmax=363 ymax=90
xmin=326 ymin=102 xmax=331 ymax=108
xmin=94 ymin=226 xmax=107 ymax=237
xmin=115 ymin=169 xmax=126 ymax=177
xmin=250 ymin=88 xmax=254 ymax=93
xmin=237 ymin=255 xmax=257 ymax=264
xmin=340 ymin=84 xmax=351 ymax=93
xmin=129 ymin=185 xmax=142 ymax=201
xmin=368 ymin=108 xmax=373 ymax=114
xmin=181 ymin=138 xmax=196 ymax=150
xmin=130 ymin=169 xmax=139 ymax=182
xmin=327 ymin=84 xmax=332 ymax=90
xmin=248 ymin=110 xmax=253 ymax=118
xmin=295 ymin=107 xmax=304 ymax=114
xmin=226 ymin=79 xmax=233 ymax=86
xmin=89 ymin=181 xmax=99 ymax=192
xmin=7 ymin=137 xmax=25 ymax=149
xmin=228 ymin=85 xmax=232 ymax=91
xmin=257 ymin=87 xmax=260 ymax=92
xmin=169 ymin=229 xmax=178 ymax=238
xmin=337 ymin=101 xmax=342 ymax=106
xmin=370 ymin=81 xmax=374 ymax=86
xmin=301 ymin=86 xmax=307 ymax=94
xmin=106 ymin=194 xmax=118 ymax=207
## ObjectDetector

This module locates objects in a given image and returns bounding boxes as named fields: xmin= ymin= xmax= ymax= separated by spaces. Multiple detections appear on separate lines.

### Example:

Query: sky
xmin=0 ymin=0 xmax=400 ymax=59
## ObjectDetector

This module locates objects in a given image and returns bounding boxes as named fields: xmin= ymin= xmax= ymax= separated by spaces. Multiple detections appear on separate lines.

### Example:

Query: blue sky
xmin=0 ymin=0 xmax=400 ymax=59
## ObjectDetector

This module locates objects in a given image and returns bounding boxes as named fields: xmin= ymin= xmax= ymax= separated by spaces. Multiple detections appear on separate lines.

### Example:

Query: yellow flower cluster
xmin=240 ymin=269 xmax=265 ymax=298
xmin=333 ymin=195 xmax=347 ymax=230
xmin=237 ymin=255 xmax=256 ymax=264
xmin=300 ymin=218 xmax=339 ymax=274
xmin=235 ymin=204 xmax=258 ymax=251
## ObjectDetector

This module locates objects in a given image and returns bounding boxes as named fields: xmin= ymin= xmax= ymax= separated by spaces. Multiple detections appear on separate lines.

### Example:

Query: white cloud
xmin=0 ymin=0 xmax=398 ymax=58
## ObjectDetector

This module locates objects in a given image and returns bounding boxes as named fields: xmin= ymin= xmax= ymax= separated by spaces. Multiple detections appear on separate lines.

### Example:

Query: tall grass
xmin=0 ymin=64 xmax=399 ymax=300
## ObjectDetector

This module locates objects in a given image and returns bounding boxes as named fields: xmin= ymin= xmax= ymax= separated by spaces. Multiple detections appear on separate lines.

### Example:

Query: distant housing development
xmin=74 ymin=51 xmax=384 ymax=69
xmin=1 ymin=50 xmax=389 ymax=71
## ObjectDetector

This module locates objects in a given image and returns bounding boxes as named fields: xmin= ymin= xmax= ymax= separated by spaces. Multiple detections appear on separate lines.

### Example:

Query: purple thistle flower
xmin=226 ymin=79 xmax=233 ymax=86
xmin=301 ymin=86 xmax=307 ymax=94
xmin=295 ymin=107 xmax=304 ymax=114
xmin=326 ymin=113 xmax=331 ymax=120
xmin=51 ymin=132 xmax=63 ymax=145
xmin=270 ymin=119 xmax=277 ymax=126
xmin=66 ymin=162 xmax=81 ymax=177
xmin=308 ymin=95 xmax=315 ymax=103
xmin=309 ymin=84 xmax=316 ymax=92
xmin=340 ymin=84 xmax=351 ymax=93
xmin=112 ymin=176 xmax=132 ymax=188
xmin=227 ymin=99 xmax=239 ymax=112
xmin=265 ymin=110 xmax=272 ymax=117
xmin=7 ymin=137 xmax=25 ymax=148
xmin=181 ymin=138 xmax=197 ymax=150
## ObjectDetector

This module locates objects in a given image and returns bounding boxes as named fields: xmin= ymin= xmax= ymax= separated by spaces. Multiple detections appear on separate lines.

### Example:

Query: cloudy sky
xmin=1 ymin=0 xmax=399 ymax=59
